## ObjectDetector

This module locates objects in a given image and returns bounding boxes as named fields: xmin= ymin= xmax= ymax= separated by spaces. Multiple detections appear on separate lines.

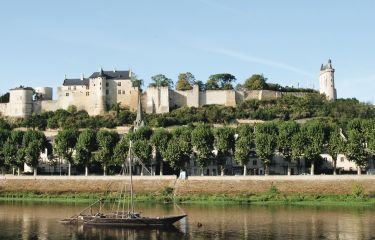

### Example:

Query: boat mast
xmin=129 ymin=140 xmax=134 ymax=214
xmin=129 ymin=92 xmax=143 ymax=215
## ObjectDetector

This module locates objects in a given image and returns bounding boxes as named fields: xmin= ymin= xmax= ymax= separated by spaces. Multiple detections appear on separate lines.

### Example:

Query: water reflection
xmin=0 ymin=202 xmax=374 ymax=239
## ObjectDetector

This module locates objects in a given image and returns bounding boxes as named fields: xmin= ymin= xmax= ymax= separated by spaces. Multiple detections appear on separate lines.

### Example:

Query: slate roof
xmin=10 ymin=86 xmax=34 ymax=91
xmin=89 ymin=70 xmax=130 ymax=79
xmin=62 ymin=78 xmax=90 ymax=86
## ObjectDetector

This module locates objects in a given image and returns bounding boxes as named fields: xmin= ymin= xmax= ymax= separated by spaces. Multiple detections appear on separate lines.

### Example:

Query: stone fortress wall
xmin=0 ymin=60 xmax=336 ymax=118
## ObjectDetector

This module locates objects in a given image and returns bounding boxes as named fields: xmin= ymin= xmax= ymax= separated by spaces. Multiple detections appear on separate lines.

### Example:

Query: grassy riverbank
xmin=1 ymin=176 xmax=374 ymax=207
xmin=1 ymin=190 xmax=374 ymax=207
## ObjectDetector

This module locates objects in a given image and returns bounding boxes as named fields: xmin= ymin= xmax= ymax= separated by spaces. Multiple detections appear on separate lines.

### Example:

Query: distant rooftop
xmin=10 ymin=86 xmax=34 ymax=91
xmin=89 ymin=70 xmax=130 ymax=79
xmin=63 ymin=78 xmax=89 ymax=86
xmin=62 ymin=69 xmax=131 ymax=86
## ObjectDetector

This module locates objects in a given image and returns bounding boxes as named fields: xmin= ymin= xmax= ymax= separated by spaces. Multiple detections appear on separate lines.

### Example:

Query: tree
xmin=3 ymin=130 xmax=24 ymax=175
xmin=255 ymin=122 xmax=278 ymax=175
xmin=54 ymin=129 xmax=79 ymax=176
xmin=302 ymin=121 xmax=326 ymax=175
xmin=150 ymin=128 xmax=172 ymax=175
xmin=214 ymin=126 xmax=235 ymax=176
xmin=234 ymin=124 xmax=253 ymax=175
xmin=21 ymin=113 xmax=47 ymax=130
xmin=207 ymin=73 xmax=236 ymax=90
xmin=291 ymin=130 xmax=306 ymax=174
xmin=149 ymin=74 xmax=173 ymax=88
xmin=95 ymin=130 xmax=120 ymax=176
xmin=176 ymin=72 xmax=196 ymax=91
xmin=131 ymin=74 xmax=144 ymax=91
xmin=129 ymin=126 xmax=153 ymax=142
xmin=363 ymin=120 xmax=375 ymax=173
xmin=113 ymin=135 xmax=130 ymax=173
xmin=195 ymin=80 xmax=206 ymax=91
xmin=0 ymin=92 xmax=9 ymax=103
xmin=327 ymin=123 xmax=346 ymax=175
xmin=244 ymin=74 xmax=268 ymax=90
xmin=22 ymin=130 xmax=50 ymax=176
xmin=277 ymin=121 xmax=299 ymax=175
xmin=191 ymin=124 xmax=214 ymax=175
xmin=75 ymin=129 xmax=97 ymax=176
xmin=132 ymin=139 xmax=152 ymax=175
xmin=205 ymin=78 xmax=220 ymax=90
xmin=0 ymin=129 xmax=11 ymax=174
xmin=164 ymin=126 xmax=192 ymax=173
xmin=346 ymin=129 xmax=368 ymax=175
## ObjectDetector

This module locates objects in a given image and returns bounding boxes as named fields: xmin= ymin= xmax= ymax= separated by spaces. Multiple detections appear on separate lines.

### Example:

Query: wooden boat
xmin=84 ymin=213 xmax=187 ymax=227
xmin=61 ymin=141 xmax=187 ymax=228
xmin=61 ymin=100 xmax=187 ymax=228
xmin=83 ymin=140 xmax=186 ymax=227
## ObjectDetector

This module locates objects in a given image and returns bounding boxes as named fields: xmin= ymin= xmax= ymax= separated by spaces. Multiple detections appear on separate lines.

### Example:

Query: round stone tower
xmin=93 ymin=68 xmax=107 ymax=115
xmin=34 ymin=87 xmax=53 ymax=100
xmin=8 ymin=87 xmax=34 ymax=118
xmin=319 ymin=59 xmax=337 ymax=101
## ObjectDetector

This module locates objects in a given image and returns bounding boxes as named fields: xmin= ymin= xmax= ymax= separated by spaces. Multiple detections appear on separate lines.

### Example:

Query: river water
xmin=0 ymin=201 xmax=374 ymax=240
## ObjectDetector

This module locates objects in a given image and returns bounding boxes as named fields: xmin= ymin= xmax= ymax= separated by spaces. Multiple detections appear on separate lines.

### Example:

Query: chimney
xmin=113 ymin=67 xmax=117 ymax=73
xmin=80 ymin=73 xmax=84 ymax=80
xmin=64 ymin=74 xmax=67 ymax=79
xmin=129 ymin=69 xmax=132 ymax=78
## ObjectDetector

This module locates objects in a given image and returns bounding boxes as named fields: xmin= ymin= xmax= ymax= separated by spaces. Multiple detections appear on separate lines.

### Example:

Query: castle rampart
xmin=0 ymin=60 xmax=335 ymax=118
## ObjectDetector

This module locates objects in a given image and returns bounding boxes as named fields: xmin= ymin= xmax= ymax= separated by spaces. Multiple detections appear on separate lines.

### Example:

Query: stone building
xmin=0 ymin=60 xmax=336 ymax=118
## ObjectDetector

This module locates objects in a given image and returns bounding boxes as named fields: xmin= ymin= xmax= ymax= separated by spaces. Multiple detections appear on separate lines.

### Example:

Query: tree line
xmin=146 ymin=72 xmax=315 ymax=92
xmin=0 ymin=118 xmax=374 ymax=176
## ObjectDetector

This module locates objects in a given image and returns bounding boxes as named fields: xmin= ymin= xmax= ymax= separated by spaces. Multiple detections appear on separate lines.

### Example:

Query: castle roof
xmin=63 ymin=78 xmax=90 ymax=86
xmin=320 ymin=59 xmax=334 ymax=71
xmin=10 ymin=86 xmax=34 ymax=91
xmin=89 ymin=70 xmax=130 ymax=79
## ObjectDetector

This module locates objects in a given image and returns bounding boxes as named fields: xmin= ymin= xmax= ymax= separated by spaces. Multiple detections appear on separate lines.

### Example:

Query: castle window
xmin=73 ymin=86 xmax=76 ymax=90
xmin=122 ymin=90 xmax=125 ymax=94
xmin=118 ymin=90 xmax=121 ymax=94
xmin=86 ymin=86 xmax=89 ymax=90
xmin=253 ymin=160 xmax=257 ymax=166
xmin=118 ymin=82 xmax=121 ymax=86
xmin=86 ymin=92 xmax=89 ymax=96
xmin=106 ymin=82 xmax=109 ymax=87
xmin=68 ymin=86 xmax=71 ymax=90
xmin=340 ymin=157 xmax=344 ymax=162
xmin=106 ymin=90 xmax=109 ymax=95
xmin=66 ymin=93 xmax=69 ymax=97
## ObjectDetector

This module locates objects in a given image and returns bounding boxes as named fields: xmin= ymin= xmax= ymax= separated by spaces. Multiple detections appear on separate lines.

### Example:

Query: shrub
xmin=352 ymin=183 xmax=365 ymax=199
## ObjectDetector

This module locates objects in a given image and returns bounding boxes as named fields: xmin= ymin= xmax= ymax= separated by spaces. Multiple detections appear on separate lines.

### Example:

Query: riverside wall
xmin=1 ymin=175 xmax=375 ymax=196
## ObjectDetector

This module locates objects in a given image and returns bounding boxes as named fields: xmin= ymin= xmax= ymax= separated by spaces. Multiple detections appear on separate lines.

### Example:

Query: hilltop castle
xmin=0 ymin=60 xmax=336 ymax=118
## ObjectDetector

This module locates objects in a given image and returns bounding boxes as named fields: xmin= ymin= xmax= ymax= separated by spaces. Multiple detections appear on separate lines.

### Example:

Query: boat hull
xmin=84 ymin=215 xmax=187 ymax=227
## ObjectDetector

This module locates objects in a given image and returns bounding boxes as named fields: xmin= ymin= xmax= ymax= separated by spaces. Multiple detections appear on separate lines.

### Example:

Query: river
xmin=0 ymin=201 xmax=374 ymax=239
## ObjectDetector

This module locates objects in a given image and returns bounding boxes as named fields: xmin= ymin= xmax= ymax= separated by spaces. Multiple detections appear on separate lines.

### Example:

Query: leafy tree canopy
xmin=176 ymin=72 xmax=196 ymax=91
xmin=244 ymin=74 xmax=268 ymax=90
xmin=149 ymin=74 xmax=173 ymax=88
xmin=206 ymin=73 xmax=236 ymax=90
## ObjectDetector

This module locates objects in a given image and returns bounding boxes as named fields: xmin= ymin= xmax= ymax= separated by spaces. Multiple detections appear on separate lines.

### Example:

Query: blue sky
xmin=1 ymin=0 xmax=375 ymax=102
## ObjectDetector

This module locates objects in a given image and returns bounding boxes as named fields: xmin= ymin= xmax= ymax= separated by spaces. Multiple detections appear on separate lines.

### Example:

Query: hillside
xmin=0 ymin=93 xmax=374 ymax=130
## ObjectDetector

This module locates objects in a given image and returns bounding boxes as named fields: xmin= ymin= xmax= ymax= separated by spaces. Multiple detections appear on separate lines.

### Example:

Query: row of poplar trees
xmin=0 ymin=118 xmax=374 ymax=176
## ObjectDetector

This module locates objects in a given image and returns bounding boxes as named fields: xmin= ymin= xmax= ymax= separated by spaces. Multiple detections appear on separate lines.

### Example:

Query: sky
xmin=1 ymin=0 xmax=375 ymax=102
